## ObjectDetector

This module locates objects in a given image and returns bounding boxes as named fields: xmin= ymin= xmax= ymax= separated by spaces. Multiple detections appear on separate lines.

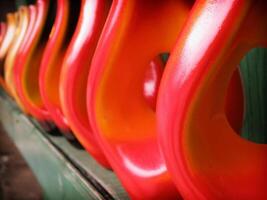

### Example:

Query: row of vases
xmin=0 ymin=0 xmax=266 ymax=199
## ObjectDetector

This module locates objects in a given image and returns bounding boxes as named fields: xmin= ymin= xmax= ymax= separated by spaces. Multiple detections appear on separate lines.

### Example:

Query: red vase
xmin=13 ymin=0 xmax=51 ymax=121
xmin=157 ymin=0 xmax=267 ymax=199
xmin=5 ymin=6 xmax=30 ymax=101
xmin=39 ymin=0 xmax=80 ymax=133
xmin=12 ymin=5 xmax=37 ymax=112
xmin=87 ymin=1 xmax=193 ymax=199
xmin=60 ymin=0 xmax=111 ymax=167
xmin=0 ymin=12 xmax=17 ymax=93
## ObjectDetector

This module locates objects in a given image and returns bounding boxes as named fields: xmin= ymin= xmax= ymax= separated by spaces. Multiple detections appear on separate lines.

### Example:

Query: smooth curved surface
xmin=13 ymin=5 xmax=37 ymax=113
xmin=0 ymin=13 xmax=17 ymax=60
xmin=60 ymin=0 xmax=111 ymax=167
xmin=157 ymin=0 xmax=267 ymax=199
xmin=39 ymin=0 xmax=71 ymax=132
xmin=87 ymin=1 xmax=193 ymax=199
xmin=0 ymin=13 xmax=17 ymax=92
xmin=13 ymin=0 xmax=51 ymax=121
xmin=5 ymin=6 xmax=29 ymax=101
xmin=0 ymin=22 xmax=7 ymax=47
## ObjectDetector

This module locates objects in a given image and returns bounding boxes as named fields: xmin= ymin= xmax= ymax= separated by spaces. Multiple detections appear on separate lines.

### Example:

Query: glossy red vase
xmin=39 ymin=0 xmax=80 ymax=133
xmin=0 ymin=12 xmax=17 ymax=92
xmin=13 ymin=0 xmax=52 ymax=121
xmin=5 ymin=6 xmax=30 ymax=100
xmin=12 ymin=5 xmax=37 ymax=112
xmin=87 ymin=1 xmax=193 ymax=199
xmin=157 ymin=0 xmax=267 ymax=199
xmin=60 ymin=0 xmax=111 ymax=167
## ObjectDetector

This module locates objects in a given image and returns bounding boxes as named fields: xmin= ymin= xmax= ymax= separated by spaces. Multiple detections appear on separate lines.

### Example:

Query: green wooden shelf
xmin=0 ymin=90 xmax=129 ymax=200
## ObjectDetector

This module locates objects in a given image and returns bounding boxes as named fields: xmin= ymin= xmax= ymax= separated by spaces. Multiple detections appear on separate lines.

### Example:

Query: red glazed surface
xmin=157 ymin=0 xmax=267 ymax=199
xmin=13 ymin=0 xmax=50 ymax=121
xmin=39 ymin=0 xmax=71 ymax=132
xmin=87 ymin=1 xmax=193 ymax=199
xmin=60 ymin=0 xmax=111 ymax=167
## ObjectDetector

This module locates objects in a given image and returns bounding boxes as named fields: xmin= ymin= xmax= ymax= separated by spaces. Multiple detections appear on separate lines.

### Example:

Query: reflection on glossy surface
xmin=158 ymin=0 xmax=267 ymax=199
xmin=13 ymin=0 xmax=51 ymax=121
xmin=143 ymin=57 xmax=164 ymax=111
xmin=60 ymin=0 xmax=111 ymax=167
xmin=0 ymin=13 xmax=16 ymax=60
xmin=117 ymin=140 xmax=166 ymax=178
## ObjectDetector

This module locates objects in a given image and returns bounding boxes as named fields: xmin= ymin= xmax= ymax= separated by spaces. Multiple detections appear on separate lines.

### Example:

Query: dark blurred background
xmin=0 ymin=0 xmax=36 ymax=22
